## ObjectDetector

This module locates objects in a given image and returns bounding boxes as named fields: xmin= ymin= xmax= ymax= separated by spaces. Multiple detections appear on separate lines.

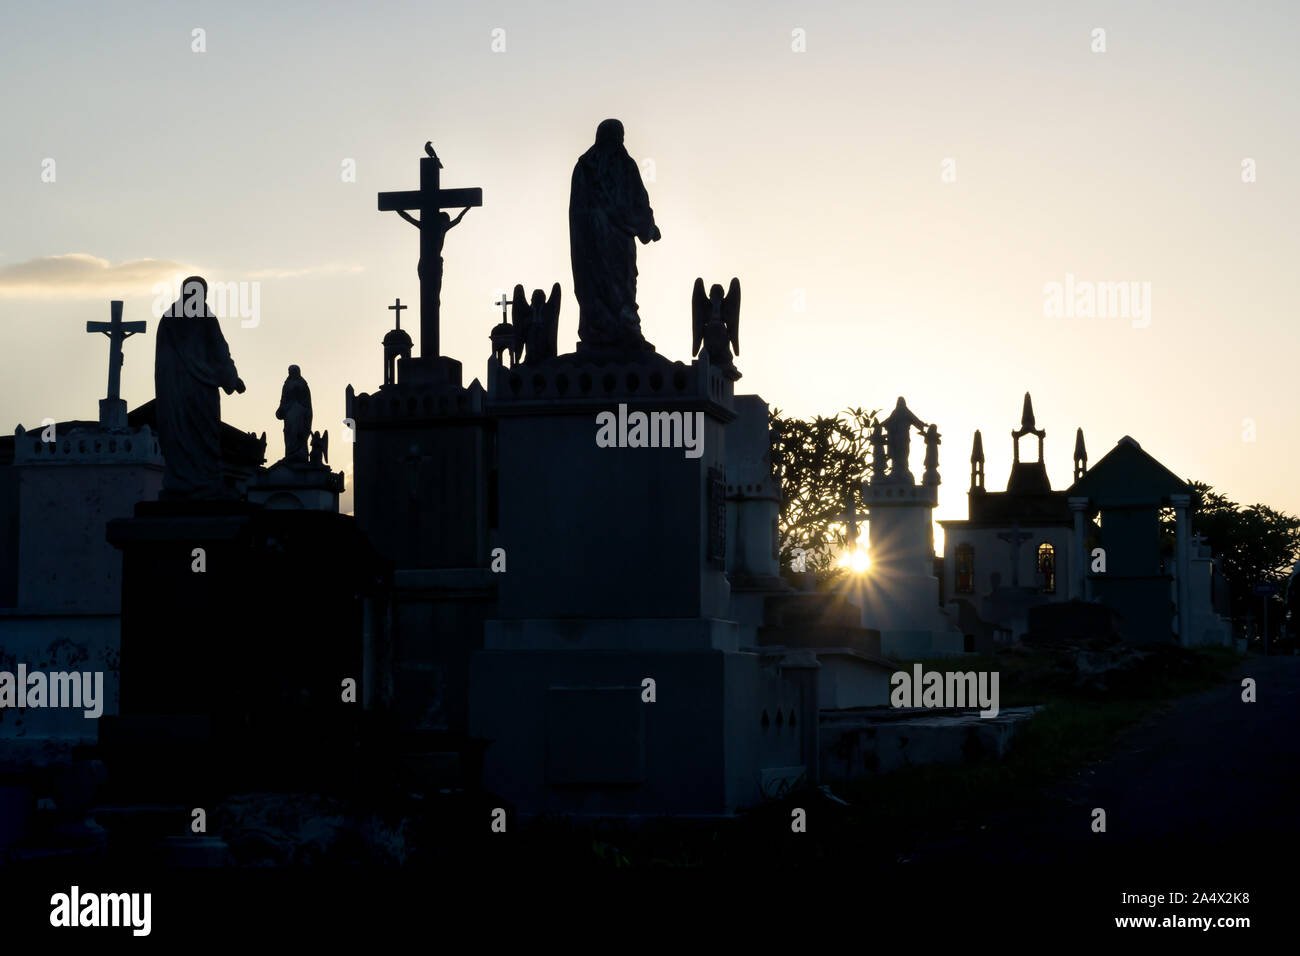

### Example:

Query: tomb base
xmin=470 ymin=632 xmax=768 ymax=817
xmin=102 ymin=502 xmax=389 ymax=797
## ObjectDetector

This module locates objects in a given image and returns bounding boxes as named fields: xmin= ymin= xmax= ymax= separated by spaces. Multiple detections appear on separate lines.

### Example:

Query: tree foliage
xmin=1174 ymin=480 xmax=1300 ymax=630
xmin=768 ymin=406 xmax=878 ymax=586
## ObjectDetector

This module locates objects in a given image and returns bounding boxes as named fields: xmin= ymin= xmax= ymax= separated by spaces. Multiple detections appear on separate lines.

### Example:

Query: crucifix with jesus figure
xmin=377 ymin=144 xmax=482 ymax=359
xmin=996 ymin=522 xmax=1034 ymax=588
xmin=86 ymin=299 xmax=145 ymax=427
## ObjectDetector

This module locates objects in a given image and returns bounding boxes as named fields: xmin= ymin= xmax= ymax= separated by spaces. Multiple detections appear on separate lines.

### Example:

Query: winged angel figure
xmin=691 ymin=277 xmax=740 ymax=373
xmin=511 ymin=283 xmax=561 ymax=364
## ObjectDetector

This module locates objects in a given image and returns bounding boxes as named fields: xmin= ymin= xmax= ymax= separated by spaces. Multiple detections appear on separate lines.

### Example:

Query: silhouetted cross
xmin=996 ymin=523 xmax=1034 ymax=587
xmin=388 ymin=297 xmax=407 ymax=330
xmin=86 ymin=300 xmax=145 ymax=402
xmin=494 ymin=291 xmax=510 ymax=323
xmin=378 ymin=147 xmax=482 ymax=358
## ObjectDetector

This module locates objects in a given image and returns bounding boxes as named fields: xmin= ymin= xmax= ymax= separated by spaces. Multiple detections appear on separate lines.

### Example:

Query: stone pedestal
xmin=248 ymin=459 xmax=344 ymax=511
xmin=102 ymin=501 xmax=389 ymax=798
xmin=487 ymin=353 xmax=732 ymax=621
xmin=347 ymin=355 xmax=491 ymax=570
xmin=856 ymin=480 xmax=963 ymax=658
xmin=471 ymin=628 xmax=767 ymax=817
xmin=347 ymin=353 xmax=496 ymax=738
xmin=472 ymin=352 xmax=792 ymax=816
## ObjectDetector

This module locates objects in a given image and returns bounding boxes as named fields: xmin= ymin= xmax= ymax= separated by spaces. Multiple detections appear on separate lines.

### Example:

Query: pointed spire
xmin=1021 ymin=392 xmax=1036 ymax=431
xmin=1012 ymin=391 xmax=1045 ymax=464
xmin=1073 ymin=427 xmax=1088 ymax=481
xmin=970 ymin=430 xmax=985 ymax=491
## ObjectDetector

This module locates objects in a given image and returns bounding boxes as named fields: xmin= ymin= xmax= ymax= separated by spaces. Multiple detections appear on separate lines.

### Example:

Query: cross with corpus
xmin=377 ymin=145 xmax=482 ymax=358
xmin=86 ymin=301 xmax=146 ymax=424
xmin=996 ymin=522 xmax=1034 ymax=587
xmin=388 ymin=297 xmax=407 ymax=330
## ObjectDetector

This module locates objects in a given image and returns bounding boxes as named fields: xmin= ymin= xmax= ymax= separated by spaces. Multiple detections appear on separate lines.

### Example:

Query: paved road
xmin=907 ymin=655 xmax=1300 ymax=867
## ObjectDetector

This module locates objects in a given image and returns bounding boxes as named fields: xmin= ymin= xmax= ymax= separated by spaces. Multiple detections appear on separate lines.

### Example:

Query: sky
xmin=2 ymin=0 xmax=1297 ymax=542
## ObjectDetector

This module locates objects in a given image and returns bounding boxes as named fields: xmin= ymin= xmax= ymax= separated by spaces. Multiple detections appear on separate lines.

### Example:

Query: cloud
xmin=0 ymin=254 xmax=193 ymax=298
xmin=0 ymin=255 xmax=365 ymax=297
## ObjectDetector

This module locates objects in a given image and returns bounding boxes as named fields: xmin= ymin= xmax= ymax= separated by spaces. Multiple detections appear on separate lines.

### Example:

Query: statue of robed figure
xmin=154 ymin=276 xmax=245 ymax=498
xmin=882 ymin=396 xmax=928 ymax=482
xmin=569 ymin=119 xmax=661 ymax=353
xmin=276 ymin=365 xmax=312 ymax=462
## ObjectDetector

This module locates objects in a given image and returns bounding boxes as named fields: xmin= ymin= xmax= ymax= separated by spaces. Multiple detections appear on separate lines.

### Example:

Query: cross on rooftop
xmin=86 ymin=300 xmax=146 ymax=427
xmin=388 ymin=297 xmax=407 ymax=329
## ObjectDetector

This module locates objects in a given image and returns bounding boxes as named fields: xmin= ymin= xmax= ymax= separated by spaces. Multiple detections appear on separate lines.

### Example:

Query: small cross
xmin=494 ymin=291 xmax=510 ymax=323
xmin=388 ymin=297 xmax=407 ymax=330
xmin=86 ymin=300 xmax=146 ymax=403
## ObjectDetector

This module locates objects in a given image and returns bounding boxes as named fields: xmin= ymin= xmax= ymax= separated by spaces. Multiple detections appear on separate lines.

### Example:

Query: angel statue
xmin=691 ymin=277 xmax=741 ymax=374
xmin=512 ymin=283 xmax=562 ymax=364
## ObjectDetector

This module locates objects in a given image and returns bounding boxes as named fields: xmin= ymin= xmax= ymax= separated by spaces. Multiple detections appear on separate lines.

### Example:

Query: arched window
xmin=956 ymin=543 xmax=975 ymax=593
xmin=1037 ymin=542 xmax=1056 ymax=594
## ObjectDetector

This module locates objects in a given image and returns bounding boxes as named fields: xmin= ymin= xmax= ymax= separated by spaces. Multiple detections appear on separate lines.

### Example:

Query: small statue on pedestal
xmin=309 ymin=430 xmax=328 ymax=466
xmin=691 ymin=277 xmax=741 ymax=375
xmin=275 ymin=365 xmax=312 ymax=463
xmin=870 ymin=422 xmax=887 ymax=483
xmin=923 ymin=424 xmax=941 ymax=486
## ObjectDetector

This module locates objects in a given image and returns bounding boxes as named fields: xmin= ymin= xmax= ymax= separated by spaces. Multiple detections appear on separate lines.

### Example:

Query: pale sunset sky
xmin=1 ymin=1 xmax=1296 ymax=541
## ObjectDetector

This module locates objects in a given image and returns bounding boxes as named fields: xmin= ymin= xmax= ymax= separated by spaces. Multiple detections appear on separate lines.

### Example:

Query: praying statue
xmin=569 ymin=119 xmax=661 ymax=353
xmin=154 ymin=276 xmax=245 ymax=498
xmin=276 ymin=365 xmax=312 ymax=462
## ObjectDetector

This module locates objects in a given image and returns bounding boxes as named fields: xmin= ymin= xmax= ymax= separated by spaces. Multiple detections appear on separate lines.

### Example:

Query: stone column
xmin=1172 ymin=493 xmax=1191 ymax=644
xmin=1068 ymin=497 xmax=1088 ymax=600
